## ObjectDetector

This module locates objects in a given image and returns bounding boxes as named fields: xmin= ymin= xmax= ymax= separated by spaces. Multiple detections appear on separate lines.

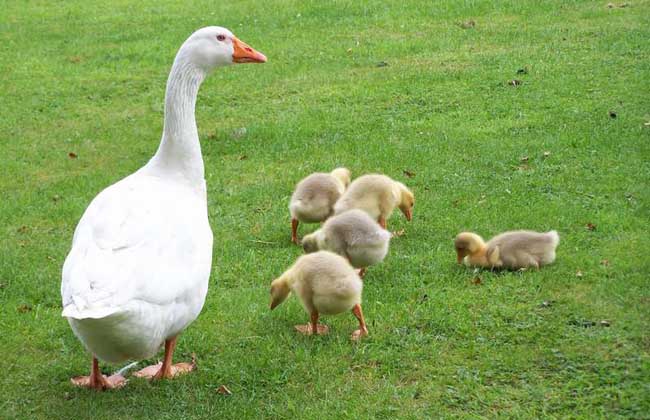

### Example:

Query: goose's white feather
xmin=61 ymin=174 xmax=212 ymax=363
xmin=58 ymin=26 xmax=249 ymax=365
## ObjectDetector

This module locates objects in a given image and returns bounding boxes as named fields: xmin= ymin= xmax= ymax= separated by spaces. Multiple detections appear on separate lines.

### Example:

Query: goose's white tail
xmin=547 ymin=230 xmax=560 ymax=247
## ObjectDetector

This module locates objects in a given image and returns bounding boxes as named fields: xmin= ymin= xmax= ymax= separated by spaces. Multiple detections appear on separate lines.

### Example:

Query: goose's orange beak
xmin=233 ymin=37 xmax=267 ymax=63
xmin=401 ymin=207 xmax=412 ymax=221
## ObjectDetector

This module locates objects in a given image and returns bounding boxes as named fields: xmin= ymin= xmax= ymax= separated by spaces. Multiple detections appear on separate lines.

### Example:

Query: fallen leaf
xmin=601 ymin=259 xmax=610 ymax=266
xmin=520 ymin=156 xmax=529 ymax=162
xmin=346 ymin=48 xmax=353 ymax=53
xmin=392 ymin=229 xmax=405 ymax=238
xmin=68 ymin=56 xmax=82 ymax=63
xmin=576 ymin=270 xmax=584 ymax=278
xmin=17 ymin=225 xmax=29 ymax=234
xmin=17 ymin=304 xmax=32 ymax=313
xmin=569 ymin=319 xmax=595 ymax=327
xmin=238 ymin=155 xmax=248 ymax=160
xmin=543 ymin=151 xmax=551 ymax=158
xmin=402 ymin=169 xmax=415 ymax=178
xmin=52 ymin=194 xmax=61 ymax=202
xmin=459 ymin=20 xmax=475 ymax=29
xmin=600 ymin=320 xmax=611 ymax=327
xmin=643 ymin=122 xmax=650 ymax=127
xmin=46 ymin=256 xmax=55 ymax=262
xmin=607 ymin=2 xmax=615 ymax=7
xmin=216 ymin=385 xmax=232 ymax=396
xmin=517 ymin=164 xmax=530 ymax=171
xmin=586 ymin=223 xmax=596 ymax=231
xmin=608 ymin=110 xmax=617 ymax=118
xmin=472 ymin=276 xmax=482 ymax=285
xmin=68 ymin=152 xmax=78 ymax=159
xmin=508 ymin=79 xmax=523 ymax=87
xmin=376 ymin=61 xmax=389 ymax=67
xmin=517 ymin=67 xmax=529 ymax=75
xmin=231 ymin=127 xmax=247 ymax=139
xmin=539 ymin=300 xmax=555 ymax=308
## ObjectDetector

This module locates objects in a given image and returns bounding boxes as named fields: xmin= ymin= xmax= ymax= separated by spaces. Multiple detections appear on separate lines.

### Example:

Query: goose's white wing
xmin=61 ymin=174 xmax=213 ymax=324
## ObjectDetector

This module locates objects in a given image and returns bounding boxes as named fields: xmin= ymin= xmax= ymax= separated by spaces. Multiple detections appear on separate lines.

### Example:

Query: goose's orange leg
xmin=291 ymin=218 xmax=299 ymax=244
xmin=71 ymin=356 xmax=126 ymax=391
xmin=351 ymin=304 xmax=369 ymax=341
xmin=134 ymin=336 xmax=195 ymax=380
xmin=295 ymin=311 xmax=329 ymax=335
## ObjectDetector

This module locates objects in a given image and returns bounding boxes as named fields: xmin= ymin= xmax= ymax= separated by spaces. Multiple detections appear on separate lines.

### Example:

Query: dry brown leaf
xmin=68 ymin=152 xmax=78 ymax=159
xmin=17 ymin=304 xmax=32 ymax=313
xmin=576 ymin=270 xmax=584 ymax=278
xmin=392 ymin=229 xmax=405 ymax=238
xmin=543 ymin=151 xmax=551 ymax=158
xmin=509 ymin=79 xmax=523 ymax=87
xmin=403 ymin=169 xmax=415 ymax=178
xmin=231 ymin=127 xmax=247 ymax=139
xmin=17 ymin=225 xmax=28 ymax=234
xmin=586 ymin=223 xmax=596 ymax=231
xmin=472 ymin=276 xmax=482 ymax=285
xmin=520 ymin=156 xmax=529 ymax=162
xmin=600 ymin=320 xmax=611 ymax=327
xmin=459 ymin=20 xmax=476 ymax=29
xmin=238 ymin=155 xmax=248 ymax=160
xmin=601 ymin=259 xmax=610 ymax=266
xmin=216 ymin=385 xmax=232 ymax=396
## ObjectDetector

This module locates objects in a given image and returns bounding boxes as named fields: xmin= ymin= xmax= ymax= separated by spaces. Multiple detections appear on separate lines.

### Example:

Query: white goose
xmin=61 ymin=27 xmax=266 ymax=390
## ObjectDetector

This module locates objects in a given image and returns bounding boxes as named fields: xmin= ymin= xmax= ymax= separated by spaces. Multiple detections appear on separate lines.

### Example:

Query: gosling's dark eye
xmin=216 ymin=34 xmax=226 ymax=41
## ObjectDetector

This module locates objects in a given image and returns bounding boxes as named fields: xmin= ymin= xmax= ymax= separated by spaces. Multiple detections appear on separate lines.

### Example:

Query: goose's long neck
xmin=147 ymin=51 xmax=207 ymax=185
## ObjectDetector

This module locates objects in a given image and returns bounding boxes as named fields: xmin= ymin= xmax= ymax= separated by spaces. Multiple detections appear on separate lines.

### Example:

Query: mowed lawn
xmin=1 ymin=0 xmax=649 ymax=418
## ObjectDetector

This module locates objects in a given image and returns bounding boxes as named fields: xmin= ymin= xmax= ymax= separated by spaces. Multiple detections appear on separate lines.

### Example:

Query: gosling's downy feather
xmin=302 ymin=209 xmax=391 ymax=268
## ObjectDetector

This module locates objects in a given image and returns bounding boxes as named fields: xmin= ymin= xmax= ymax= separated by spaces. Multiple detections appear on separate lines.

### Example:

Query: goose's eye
xmin=216 ymin=34 xmax=226 ymax=41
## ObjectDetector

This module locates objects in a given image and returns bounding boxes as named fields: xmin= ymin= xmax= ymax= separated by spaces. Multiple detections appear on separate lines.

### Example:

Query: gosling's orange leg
xmin=291 ymin=218 xmax=299 ymax=244
xmin=378 ymin=216 xmax=387 ymax=229
xmin=71 ymin=356 xmax=126 ymax=391
xmin=351 ymin=304 xmax=369 ymax=341
xmin=295 ymin=311 xmax=329 ymax=335
xmin=134 ymin=336 xmax=195 ymax=380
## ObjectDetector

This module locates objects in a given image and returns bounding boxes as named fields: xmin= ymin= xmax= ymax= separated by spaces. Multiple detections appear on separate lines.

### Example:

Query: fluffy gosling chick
xmin=270 ymin=251 xmax=368 ymax=340
xmin=302 ymin=209 xmax=391 ymax=277
xmin=289 ymin=168 xmax=351 ymax=244
xmin=454 ymin=230 xmax=560 ymax=270
xmin=333 ymin=174 xmax=414 ymax=229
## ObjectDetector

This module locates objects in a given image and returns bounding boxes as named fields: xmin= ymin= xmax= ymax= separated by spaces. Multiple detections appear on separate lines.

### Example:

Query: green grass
xmin=1 ymin=0 xmax=649 ymax=418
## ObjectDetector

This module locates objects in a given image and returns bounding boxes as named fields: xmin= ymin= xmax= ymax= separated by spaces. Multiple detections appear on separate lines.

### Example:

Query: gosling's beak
xmin=270 ymin=299 xmax=279 ymax=310
xmin=402 ymin=207 xmax=412 ymax=221
xmin=233 ymin=37 xmax=267 ymax=63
